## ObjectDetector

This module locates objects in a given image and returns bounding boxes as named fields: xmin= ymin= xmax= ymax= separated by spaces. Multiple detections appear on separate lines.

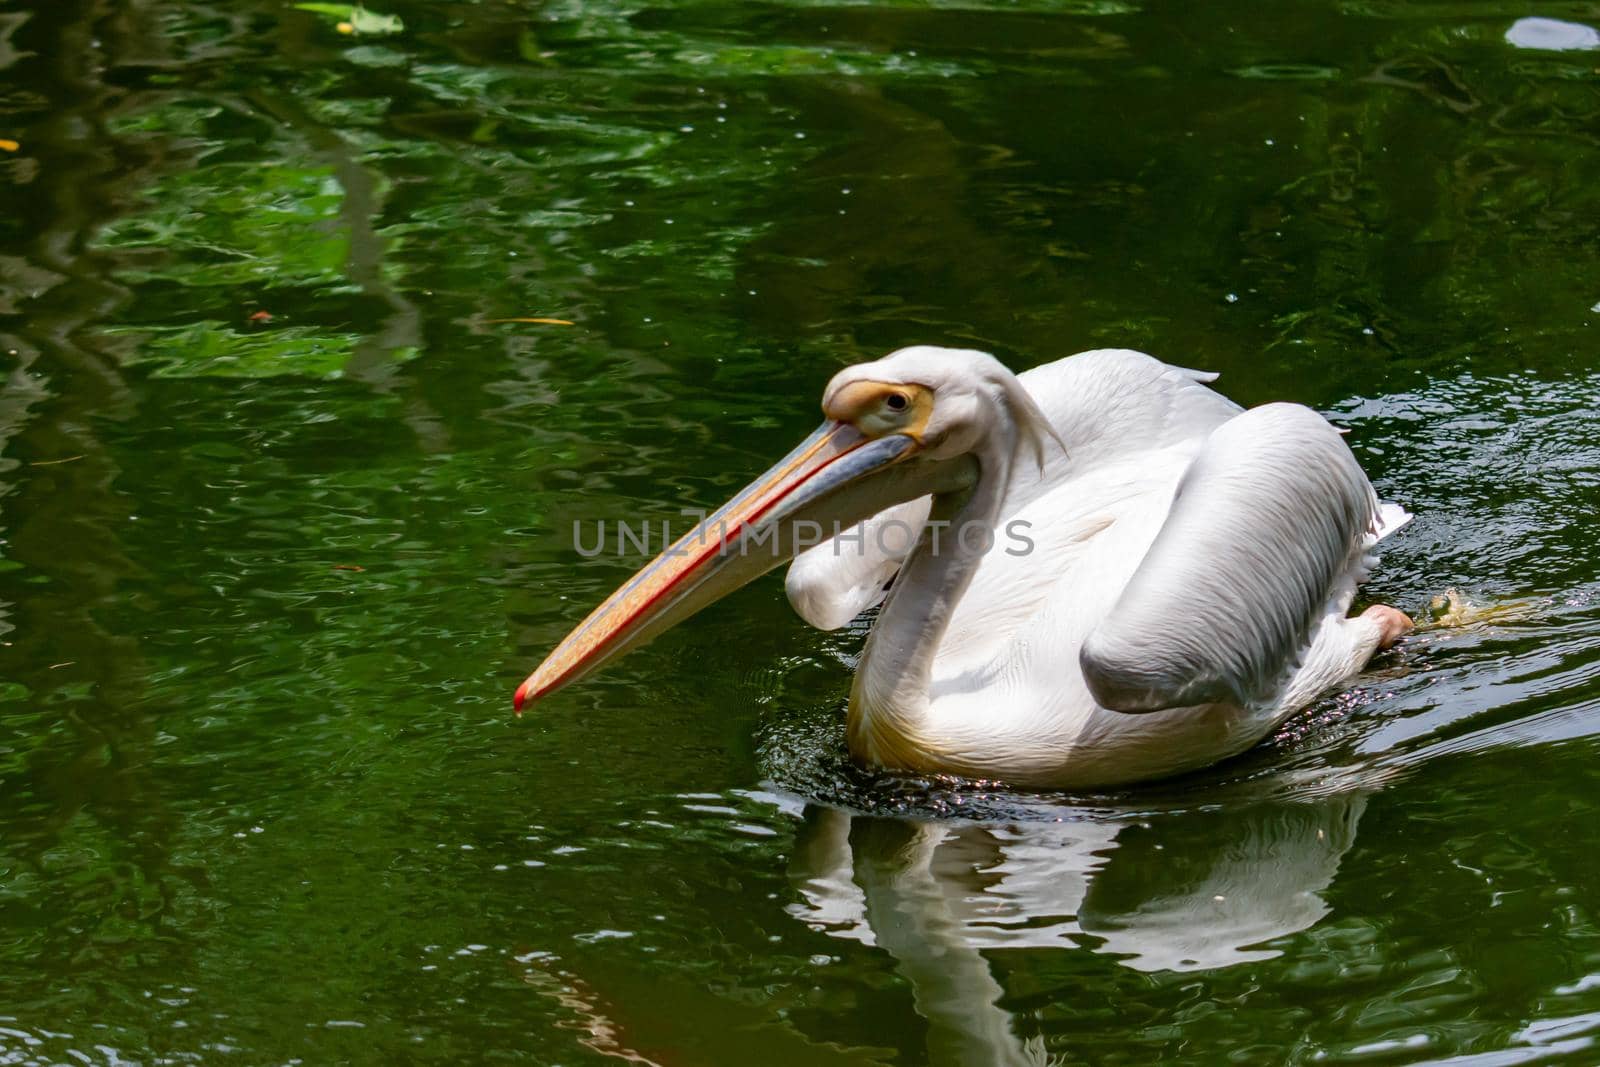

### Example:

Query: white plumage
xmin=786 ymin=348 xmax=1410 ymax=788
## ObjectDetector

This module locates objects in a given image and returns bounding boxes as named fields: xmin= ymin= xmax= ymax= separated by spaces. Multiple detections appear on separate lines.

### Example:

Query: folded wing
xmin=1079 ymin=403 xmax=1380 ymax=713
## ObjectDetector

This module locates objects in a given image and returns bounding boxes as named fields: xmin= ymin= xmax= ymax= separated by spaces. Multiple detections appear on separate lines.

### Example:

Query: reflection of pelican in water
xmin=783 ymin=796 xmax=1366 ymax=1064
xmin=518 ymin=347 xmax=1412 ymax=788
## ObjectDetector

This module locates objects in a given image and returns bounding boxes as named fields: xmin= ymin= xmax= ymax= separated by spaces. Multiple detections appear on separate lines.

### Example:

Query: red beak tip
xmin=513 ymin=682 xmax=530 ymax=715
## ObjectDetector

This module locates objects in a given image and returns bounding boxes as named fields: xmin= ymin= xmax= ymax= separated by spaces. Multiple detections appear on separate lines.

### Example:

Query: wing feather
xmin=1079 ymin=403 xmax=1379 ymax=713
xmin=785 ymin=497 xmax=932 ymax=630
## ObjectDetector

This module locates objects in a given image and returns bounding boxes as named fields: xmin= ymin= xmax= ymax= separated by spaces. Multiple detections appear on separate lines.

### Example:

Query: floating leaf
xmin=0 ymin=140 xmax=18 ymax=152
xmin=349 ymin=8 xmax=403 ymax=35
xmin=484 ymin=317 xmax=575 ymax=326
xmin=292 ymin=3 xmax=404 ymax=35
xmin=1420 ymin=589 xmax=1540 ymax=630
xmin=1230 ymin=63 xmax=1342 ymax=81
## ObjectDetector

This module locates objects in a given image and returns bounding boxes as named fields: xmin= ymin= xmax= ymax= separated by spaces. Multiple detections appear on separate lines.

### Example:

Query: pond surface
xmin=3 ymin=0 xmax=1600 ymax=1063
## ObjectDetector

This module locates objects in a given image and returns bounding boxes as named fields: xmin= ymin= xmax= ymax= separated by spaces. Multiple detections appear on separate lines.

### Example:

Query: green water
xmin=3 ymin=0 xmax=1600 ymax=1062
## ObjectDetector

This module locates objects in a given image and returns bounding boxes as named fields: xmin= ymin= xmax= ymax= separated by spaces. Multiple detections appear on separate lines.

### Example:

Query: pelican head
xmin=514 ymin=346 xmax=1061 ymax=710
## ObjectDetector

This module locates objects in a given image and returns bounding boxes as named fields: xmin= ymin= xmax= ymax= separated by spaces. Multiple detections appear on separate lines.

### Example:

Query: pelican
xmin=515 ymin=347 xmax=1413 ymax=788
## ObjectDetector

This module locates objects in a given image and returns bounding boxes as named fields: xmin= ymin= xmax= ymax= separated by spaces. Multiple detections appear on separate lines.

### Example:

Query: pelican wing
xmin=1079 ymin=403 xmax=1381 ymax=713
xmin=1016 ymin=348 xmax=1243 ymax=470
xmin=785 ymin=496 xmax=932 ymax=630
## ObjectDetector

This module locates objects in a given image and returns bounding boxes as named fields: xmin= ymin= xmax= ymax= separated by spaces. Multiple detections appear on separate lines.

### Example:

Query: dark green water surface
xmin=4 ymin=1 xmax=1600 ymax=1062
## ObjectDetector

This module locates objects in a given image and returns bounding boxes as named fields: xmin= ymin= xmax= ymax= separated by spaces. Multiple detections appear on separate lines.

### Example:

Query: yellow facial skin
xmin=821 ymin=380 xmax=934 ymax=442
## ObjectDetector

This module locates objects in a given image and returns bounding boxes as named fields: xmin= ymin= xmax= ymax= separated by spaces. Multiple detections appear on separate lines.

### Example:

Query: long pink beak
xmin=515 ymin=421 xmax=918 ymax=712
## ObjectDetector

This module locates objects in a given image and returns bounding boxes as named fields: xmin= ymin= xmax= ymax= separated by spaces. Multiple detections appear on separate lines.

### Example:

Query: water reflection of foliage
xmin=4 ymin=0 xmax=1600 ymax=1062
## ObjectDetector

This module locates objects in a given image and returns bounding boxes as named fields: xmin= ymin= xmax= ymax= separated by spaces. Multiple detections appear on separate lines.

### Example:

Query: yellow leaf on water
xmin=0 ymin=140 xmax=19 ymax=152
xmin=485 ymin=317 xmax=576 ymax=326
xmin=1419 ymin=588 xmax=1539 ymax=630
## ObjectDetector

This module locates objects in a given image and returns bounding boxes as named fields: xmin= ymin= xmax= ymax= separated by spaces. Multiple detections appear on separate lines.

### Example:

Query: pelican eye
xmin=822 ymin=380 xmax=930 ymax=439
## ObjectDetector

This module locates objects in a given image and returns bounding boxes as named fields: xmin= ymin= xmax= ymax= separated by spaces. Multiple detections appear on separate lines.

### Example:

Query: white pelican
xmin=515 ymin=347 xmax=1413 ymax=788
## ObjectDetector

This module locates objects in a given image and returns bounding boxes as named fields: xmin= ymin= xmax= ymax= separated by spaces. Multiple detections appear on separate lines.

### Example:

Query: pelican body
xmin=515 ymin=347 xmax=1411 ymax=789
